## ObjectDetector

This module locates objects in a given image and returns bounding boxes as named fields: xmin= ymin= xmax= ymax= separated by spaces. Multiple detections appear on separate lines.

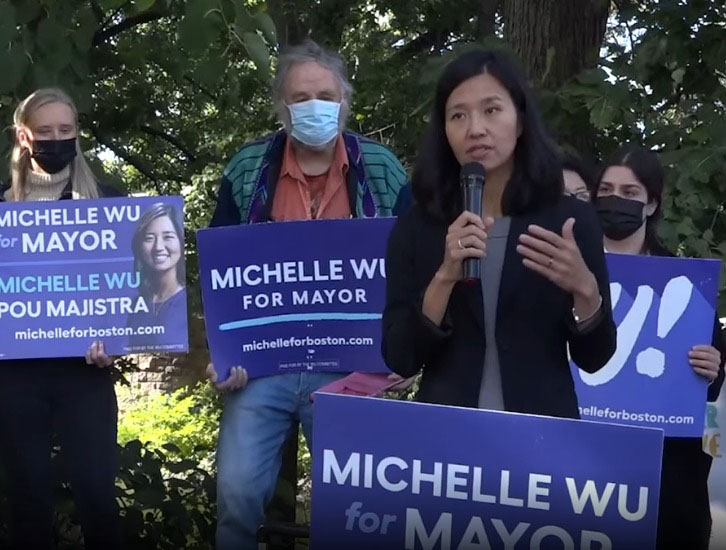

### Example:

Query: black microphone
xmin=460 ymin=162 xmax=485 ymax=283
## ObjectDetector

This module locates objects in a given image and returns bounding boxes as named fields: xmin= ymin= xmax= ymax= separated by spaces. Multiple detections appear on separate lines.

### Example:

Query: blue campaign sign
xmin=311 ymin=393 xmax=664 ymax=550
xmin=197 ymin=218 xmax=394 ymax=381
xmin=572 ymin=253 xmax=720 ymax=437
xmin=0 ymin=197 xmax=188 ymax=358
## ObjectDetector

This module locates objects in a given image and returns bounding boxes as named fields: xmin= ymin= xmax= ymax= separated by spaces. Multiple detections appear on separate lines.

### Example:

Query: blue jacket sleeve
xmin=392 ymin=183 xmax=413 ymax=216
xmin=210 ymin=175 xmax=241 ymax=227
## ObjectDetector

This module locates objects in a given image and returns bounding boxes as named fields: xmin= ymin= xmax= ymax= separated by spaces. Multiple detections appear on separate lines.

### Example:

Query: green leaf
xmin=178 ymin=15 xmax=212 ymax=55
xmin=122 ymin=507 xmax=145 ymax=533
xmin=0 ymin=45 xmax=29 ymax=94
xmin=166 ymin=459 xmax=198 ymax=474
xmin=161 ymin=442 xmax=182 ymax=454
xmin=186 ymin=0 xmax=218 ymax=18
xmin=100 ymin=0 xmax=128 ymax=9
xmin=37 ymin=18 xmax=65 ymax=53
xmin=70 ymin=56 xmax=91 ymax=80
xmin=134 ymin=0 xmax=156 ymax=13
xmin=36 ymin=18 xmax=73 ymax=72
xmin=32 ymin=58 xmax=59 ymax=88
xmin=0 ymin=1 xmax=17 ymax=45
xmin=589 ymin=97 xmax=617 ymax=130
xmin=134 ymin=487 xmax=167 ymax=507
xmin=194 ymin=53 xmax=227 ymax=88
xmin=671 ymin=67 xmax=685 ymax=87
xmin=253 ymin=11 xmax=276 ymax=46
xmin=177 ymin=0 xmax=221 ymax=55
xmin=575 ymin=68 xmax=608 ymax=86
xmin=124 ymin=439 xmax=144 ymax=455
xmin=242 ymin=31 xmax=270 ymax=76
xmin=74 ymin=7 xmax=99 ymax=52
xmin=14 ymin=0 xmax=41 ymax=26
xmin=234 ymin=2 xmax=255 ymax=35
xmin=675 ymin=217 xmax=697 ymax=238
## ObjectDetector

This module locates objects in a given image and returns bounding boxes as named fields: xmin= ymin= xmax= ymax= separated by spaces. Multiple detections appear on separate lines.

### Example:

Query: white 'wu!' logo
xmin=580 ymin=276 xmax=693 ymax=386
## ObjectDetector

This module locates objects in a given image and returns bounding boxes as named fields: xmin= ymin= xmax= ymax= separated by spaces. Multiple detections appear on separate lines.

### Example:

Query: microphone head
xmin=460 ymin=162 xmax=485 ymax=184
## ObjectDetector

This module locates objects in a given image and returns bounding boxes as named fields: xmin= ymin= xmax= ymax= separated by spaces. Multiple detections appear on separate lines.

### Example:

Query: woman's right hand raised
xmin=437 ymin=211 xmax=494 ymax=283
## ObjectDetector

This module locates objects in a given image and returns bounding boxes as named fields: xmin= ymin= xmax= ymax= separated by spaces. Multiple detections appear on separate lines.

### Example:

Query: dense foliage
xmin=1 ymin=0 xmax=725 ymax=547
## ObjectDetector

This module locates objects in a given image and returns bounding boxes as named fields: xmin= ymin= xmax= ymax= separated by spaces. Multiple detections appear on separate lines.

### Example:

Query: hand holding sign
xmin=85 ymin=340 xmax=113 ymax=368
xmin=0 ymin=196 xmax=188 ymax=359
xmin=573 ymin=254 xmax=721 ymax=437
xmin=206 ymin=362 xmax=248 ymax=392
xmin=689 ymin=344 xmax=722 ymax=382
xmin=197 ymin=219 xmax=395 ymax=380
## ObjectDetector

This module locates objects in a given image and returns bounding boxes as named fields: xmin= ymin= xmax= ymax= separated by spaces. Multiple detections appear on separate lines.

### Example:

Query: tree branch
xmin=91 ymin=128 xmax=163 ymax=195
xmin=93 ymin=10 xmax=167 ymax=46
xmin=100 ymin=5 xmax=127 ymax=31
xmin=391 ymin=28 xmax=451 ymax=61
xmin=183 ymin=75 xmax=219 ymax=102
xmin=140 ymin=125 xmax=197 ymax=162
xmin=476 ymin=0 xmax=501 ymax=39
xmin=90 ymin=0 xmax=105 ymax=23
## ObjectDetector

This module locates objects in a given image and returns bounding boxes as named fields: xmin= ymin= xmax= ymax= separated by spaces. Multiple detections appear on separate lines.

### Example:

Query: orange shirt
xmin=270 ymin=135 xmax=351 ymax=221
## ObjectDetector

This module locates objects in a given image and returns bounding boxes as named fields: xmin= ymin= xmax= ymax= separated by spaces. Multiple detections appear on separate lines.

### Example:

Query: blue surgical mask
xmin=286 ymin=99 xmax=341 ymax=147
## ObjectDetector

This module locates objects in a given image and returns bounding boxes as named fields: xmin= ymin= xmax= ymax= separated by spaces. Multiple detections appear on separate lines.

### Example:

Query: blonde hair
xmin=11 ymin=88 xmax=100 ymax=202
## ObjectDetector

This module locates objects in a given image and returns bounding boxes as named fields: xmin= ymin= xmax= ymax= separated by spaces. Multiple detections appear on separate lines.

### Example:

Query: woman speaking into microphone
xmin=382 ymin=49 xmax=616 ymax=417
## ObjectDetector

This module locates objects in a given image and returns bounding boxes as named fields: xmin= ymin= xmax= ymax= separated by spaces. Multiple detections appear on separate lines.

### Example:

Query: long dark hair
xmin=132 ymin=203 xmax=186 ymax=299
xmin=593 ymin=145 xmax=669 ymax=255
xmin=561 ymin=151 xmax=595 ymax=192
xmin=413 ymin=49 xmax=563 ymax=221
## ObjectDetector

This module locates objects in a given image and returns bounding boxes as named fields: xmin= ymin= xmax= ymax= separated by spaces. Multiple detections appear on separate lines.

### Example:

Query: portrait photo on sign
xmin=125 ymin=202 xmax=188 ymax=353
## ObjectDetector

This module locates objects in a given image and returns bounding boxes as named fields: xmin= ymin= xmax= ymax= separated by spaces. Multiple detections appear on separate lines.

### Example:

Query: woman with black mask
xmin=382 ymin=49 xmax=616 ymax=417
xmin=593 ymin=145 xmax=725 ymax=549
xmin=0 ymin=88 xmax=122 ymax=550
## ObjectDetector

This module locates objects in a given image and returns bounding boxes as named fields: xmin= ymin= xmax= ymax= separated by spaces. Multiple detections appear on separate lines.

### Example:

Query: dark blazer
xmin=382 ymin=195 xmax=617 ymax=418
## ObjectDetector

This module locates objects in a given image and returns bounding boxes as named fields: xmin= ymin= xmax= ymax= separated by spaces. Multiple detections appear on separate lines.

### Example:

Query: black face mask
xmin=30 ymin=137 xmax=77 ymax=174
xmin=596 ymin=195 xmax=646 ymax=240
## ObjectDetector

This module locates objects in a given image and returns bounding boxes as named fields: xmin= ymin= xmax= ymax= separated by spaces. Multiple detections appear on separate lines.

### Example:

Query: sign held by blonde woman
xmin=0 ymin=196 xmax=188 ymax=357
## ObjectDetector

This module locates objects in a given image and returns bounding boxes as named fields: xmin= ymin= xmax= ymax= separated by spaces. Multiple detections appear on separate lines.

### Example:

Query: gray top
xmin=477 ymin=217 xmax=512 ymax=411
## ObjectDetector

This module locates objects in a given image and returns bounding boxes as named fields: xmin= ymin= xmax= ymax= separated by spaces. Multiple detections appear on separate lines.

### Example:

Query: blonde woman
xmin=0 ymin=89 xmax=122 ymax=550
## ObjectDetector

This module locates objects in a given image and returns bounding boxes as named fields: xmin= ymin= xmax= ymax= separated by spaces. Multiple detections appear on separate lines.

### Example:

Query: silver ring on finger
xmin=458 ymin=238 xmax=464 ymax=250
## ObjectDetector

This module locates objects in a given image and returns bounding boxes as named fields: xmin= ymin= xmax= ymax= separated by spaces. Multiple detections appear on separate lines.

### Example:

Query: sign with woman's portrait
xmin=0 ymin=196 xmax=188 ymax=358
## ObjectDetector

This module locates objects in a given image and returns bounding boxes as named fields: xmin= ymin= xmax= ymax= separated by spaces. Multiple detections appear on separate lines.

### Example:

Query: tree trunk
xmin=267 ymin=0 xmax=354 ymax=50
xmin=502 ymin=0 xmax=609 ymax=156
xmin=502 ymin=0 xmax=609 ymax=89
xmin=308 ymin=0 xmax=355 ymax=50
xmin=267 ymin=0 xmax=309 ymax=49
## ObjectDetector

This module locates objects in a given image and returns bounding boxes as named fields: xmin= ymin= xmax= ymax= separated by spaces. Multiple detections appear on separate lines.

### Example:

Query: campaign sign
xmin=311 ymin=393 xmax=664 ymax=550
xmin=0 ymin=197 xmax=188 ymax=358
xmin=197 ymin=218 xmax=394 ymax=381
xmin=572 ymin=253 xmax=720 ymax=437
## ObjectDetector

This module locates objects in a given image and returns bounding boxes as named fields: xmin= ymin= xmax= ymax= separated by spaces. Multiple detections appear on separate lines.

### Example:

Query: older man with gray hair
xmin=207 ymin=39 xmax=410 ymax=548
